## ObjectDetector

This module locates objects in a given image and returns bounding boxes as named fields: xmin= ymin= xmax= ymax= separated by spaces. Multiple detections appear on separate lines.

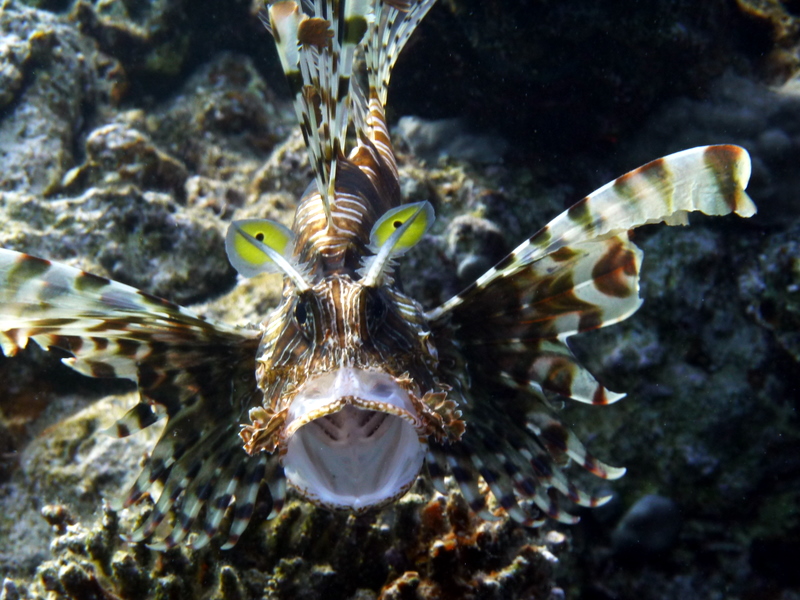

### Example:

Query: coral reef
xmin=735 ymin=0 xmax=800 ymax=80
xmin=0 ymin=2 xmax=122 ymax=196
xmin=1 ymin=0 xmax=799 ymax=599
xmin=0 ymin=392 xmax=560 ymax=599
xmin=740 ymin=219 xmax=800 ymax=361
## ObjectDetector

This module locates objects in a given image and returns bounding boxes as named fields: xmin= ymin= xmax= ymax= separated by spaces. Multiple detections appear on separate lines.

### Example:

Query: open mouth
xmin=281 ymin=368 xmax=427 ymax=511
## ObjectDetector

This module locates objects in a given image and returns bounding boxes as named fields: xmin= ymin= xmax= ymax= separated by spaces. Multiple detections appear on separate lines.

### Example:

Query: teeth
xmin=284 ymin=367 xmax=419 ymax=435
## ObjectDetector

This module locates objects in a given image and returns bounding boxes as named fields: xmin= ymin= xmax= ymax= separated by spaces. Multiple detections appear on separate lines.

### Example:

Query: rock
xmin=739 ymin=218 xmax=800 ymax=360
xmin=0 ymin=187 xmax=236 ymax=305
xmin=390 ymin=0 xmax=795 ymax=154
xmin=0 ymin=2 xmax=122 ymax=196
xmin=395 ymin=117 xmax=507 ymax=165
xmin=63 ymin=120 xmax=189 ymax=198
xmin=611 ymin=495 xmax=682 ymax=558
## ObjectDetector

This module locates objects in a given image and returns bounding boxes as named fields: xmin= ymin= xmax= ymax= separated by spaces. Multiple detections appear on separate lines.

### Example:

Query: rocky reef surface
xmin=1 ymin=0 xmax=800 ymax=599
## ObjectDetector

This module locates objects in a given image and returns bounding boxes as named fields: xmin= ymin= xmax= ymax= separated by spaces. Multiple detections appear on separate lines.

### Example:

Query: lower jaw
xmin=280 ymin=369 xmax=428 ymax=511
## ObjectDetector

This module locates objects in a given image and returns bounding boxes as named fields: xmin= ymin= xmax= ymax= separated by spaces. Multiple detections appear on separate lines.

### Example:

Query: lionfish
xmin=0 ymin=0 xmax=755 ymax=550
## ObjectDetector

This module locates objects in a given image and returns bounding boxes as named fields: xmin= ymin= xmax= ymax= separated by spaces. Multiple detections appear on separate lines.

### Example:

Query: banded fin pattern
xmin=424 ymin=144 xmax=754 ymax=524
xmin=357 ymin=0 xmax=438 ymax=108
xmin=361 ymin=0 xmax=436 ymax=170
xmin=0 ymin=249 xmax=252 ymax=368
xmin=0 ymin=248 xmax=270 ymax=548
xmin=429 ymin=398 xmax=625 ymax=526
xmin=430 ymin=145 xmax=754 ymax=404
xmin=430 ymin=145 xmax=754 ymax=320
xmin=268 ymin=0 xmax=373 ymax=218
xmin=270 ymin=0 xmax=434 ymax=271
xmin=450 ymin=233 xmax=642 ymax=405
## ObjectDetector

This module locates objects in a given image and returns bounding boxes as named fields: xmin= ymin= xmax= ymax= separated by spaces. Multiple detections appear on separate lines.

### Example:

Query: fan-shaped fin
xmin=425 ymin=447 xmax=450 ymax=496
xmin=430 ymin=145 xmax=754 ymax=321
xmin=527 ymin=412 xmax=627 ymax=480
xmin=429 ymin=146 xmax=754 ymax=412
xmin=0 ymin=249 xmax=256 ymax=372
xmin=221 ymin=453 xmax=270 ymax=550
xmin=0 ymin=248 xmax=272 ymax=548
xmin=266 ymin=467 xmax=287 ymax=520
xmin=107 ymin=402 xmax=162 ymax=438
xmin=427 ymin=396 xmax=622 ymax=527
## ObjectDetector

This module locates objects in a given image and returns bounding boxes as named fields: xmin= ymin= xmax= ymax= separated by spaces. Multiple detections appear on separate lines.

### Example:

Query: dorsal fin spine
xmin=269 ymin=1 xmax=332 ymax=228
xmin=365 ymin=1 xmax=436 ymax=107
xmin=268 ymin=0 xmax=435 ymax=201
xmin=360 ymin=1 xmax=435 ymax=173
xmin=269 ymin=0 xmax=374 ymax=235
xmin=266 ymin=1 xmax=437 ymax=270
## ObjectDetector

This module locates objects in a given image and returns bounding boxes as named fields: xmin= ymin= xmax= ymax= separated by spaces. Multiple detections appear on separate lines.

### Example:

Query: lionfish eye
xmin=369 ymin=202 xmax=435 ymax=254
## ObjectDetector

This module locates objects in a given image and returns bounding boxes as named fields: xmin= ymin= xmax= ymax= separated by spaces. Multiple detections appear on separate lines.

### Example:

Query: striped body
xmin=0 ymin=0 xmax=756 ymax=549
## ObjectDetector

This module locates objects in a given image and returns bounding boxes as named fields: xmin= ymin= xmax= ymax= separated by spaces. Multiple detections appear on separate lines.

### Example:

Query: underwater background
xmin=0 ymin=0 xmax=798 ymax=598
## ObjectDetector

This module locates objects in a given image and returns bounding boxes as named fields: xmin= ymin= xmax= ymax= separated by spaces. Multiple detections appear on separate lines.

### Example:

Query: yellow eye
xmin=369 ymin=201 xmax=435 ymax=255
xmin=225 ymin=219 xmax=295 ymax=278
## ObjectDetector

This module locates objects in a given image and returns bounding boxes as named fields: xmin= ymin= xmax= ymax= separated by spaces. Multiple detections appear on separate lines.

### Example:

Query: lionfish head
xmin=226 ymin=202 xmax=457 ymax=512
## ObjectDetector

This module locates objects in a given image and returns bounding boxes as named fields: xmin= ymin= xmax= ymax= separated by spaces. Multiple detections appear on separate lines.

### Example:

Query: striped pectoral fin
xmin=0 ymin=248 xmax=258 ymax=381
xmin=439 ymin=441 xmax=501 ymax=520
xmin=461 ymin=432 xmax=556 ymax=524
xmin=448 ymin=234 xmax=640 ymax=404
xmin=526 ymin=411 xmax=626 ymax=480
xmin=121 ymin=361 xmax=274 ymax=549
xmin=512 ymin=439 xmax=612 ymax=509
xmin=496 ymin=340 xmax=626 ymax=406
xmin=122 ymin=364 xmax=283 ymax=548
xmin=463 ymin=337 xmax=624 ymax=407
xmin=435 ymin=232 xmax=644 ymax=338
xmin=0 ymin=248 xmax=273 ymax=546
xmin=431 ymin=405 xmax=623 ymax=526
xmin=430 ymin=145 xmax=754 ymax=320
xmin=128 ymin=425 xmax=273 ymax=551
xmin=108 ymin=401 xmax=162 ymax=438
xmin=425 ymin=446 xmax=451 ymax=496
xmin=515 ymin=144 xmax=755 ymax=273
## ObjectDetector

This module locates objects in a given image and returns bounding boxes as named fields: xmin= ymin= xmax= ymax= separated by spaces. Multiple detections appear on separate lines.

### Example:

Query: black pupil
xmin=393 ymin=220 xmax=403 ymax=228
xmin=295 ymin=301 xmax=307 ymax=325
xmin=255 ymin=232 xmax=265 ymax=241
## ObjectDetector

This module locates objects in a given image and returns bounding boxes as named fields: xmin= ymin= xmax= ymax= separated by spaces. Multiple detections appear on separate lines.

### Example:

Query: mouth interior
xmin=282 ymin=368 xmax=426 ymax=511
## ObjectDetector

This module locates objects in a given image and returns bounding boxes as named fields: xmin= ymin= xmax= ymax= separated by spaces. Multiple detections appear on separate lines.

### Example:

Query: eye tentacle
xmin=228 ymin=221 xmax=312 ymax=291
xmin=361 ymin=201 xmax=435 ymax=287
